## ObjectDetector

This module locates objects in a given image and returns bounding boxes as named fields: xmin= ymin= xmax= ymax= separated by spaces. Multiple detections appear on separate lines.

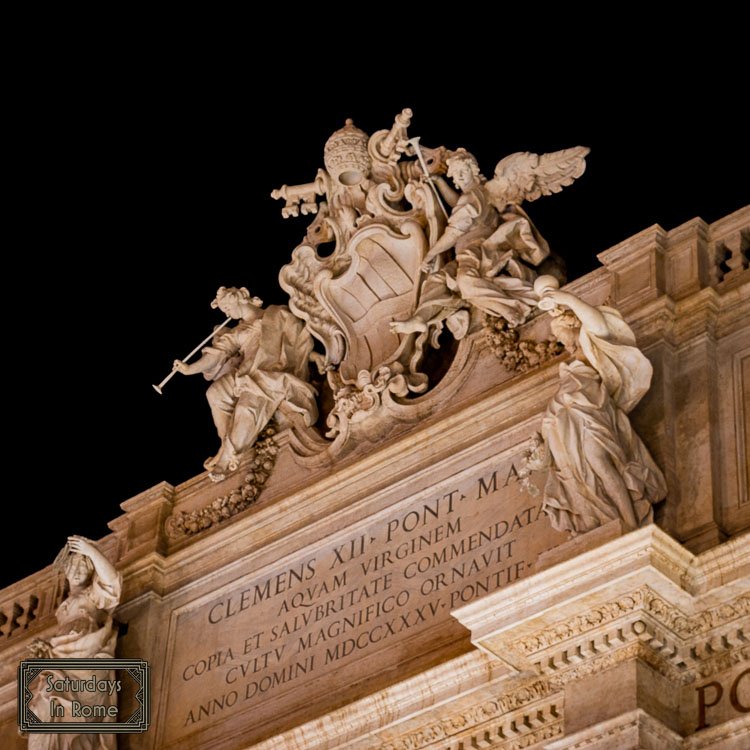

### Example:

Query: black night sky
xmin=5 ymin=56 xmax=748 ymax=588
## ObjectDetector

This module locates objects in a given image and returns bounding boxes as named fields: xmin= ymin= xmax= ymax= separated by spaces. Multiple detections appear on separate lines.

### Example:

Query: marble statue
xmin=27 ymin=536 xmax=122 ymax=748
xmin=269 ymin=110 xmax=591 ymax=448
xmin=392 ymin=146 xmax=589 ymax=338
xmin=173 ymin=287 xmax=318 ymax=481
xmin=528 ymin=276 xmax=667 ymax=534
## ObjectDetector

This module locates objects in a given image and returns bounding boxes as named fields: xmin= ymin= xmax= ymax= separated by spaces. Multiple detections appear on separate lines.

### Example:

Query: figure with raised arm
xmin=27 ymin=536 xmax=122 ymax=748
xmin=530 ymin=276 xmax=667 ymax=534
xmin=392 ymin=146 xmax=588 ymax=341
xmin=172 ymin=287 xmax=318 ymax=481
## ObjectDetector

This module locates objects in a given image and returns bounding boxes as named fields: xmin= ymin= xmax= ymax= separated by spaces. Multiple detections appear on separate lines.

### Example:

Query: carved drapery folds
xmin=271 ymin=109 xmax=589 ymax=455
xmin=164 ymin=111 xmax=592 ymax=483
xmin=171 ymin=288 xmax=317 ymax=482
xmin=161 ymin=108 xmax=671 ymax=554
xmin=524 ymin=276 xmax=668 ymax=535
xmin=26 ymin=537 xmax=122 ymax=749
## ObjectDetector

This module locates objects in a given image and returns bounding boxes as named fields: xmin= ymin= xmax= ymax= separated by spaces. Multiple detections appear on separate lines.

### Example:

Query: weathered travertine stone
xmin=273 ymin=112 xmax=587 ymax=455
xmin=393 ymin=146 xmax=587 ymax=334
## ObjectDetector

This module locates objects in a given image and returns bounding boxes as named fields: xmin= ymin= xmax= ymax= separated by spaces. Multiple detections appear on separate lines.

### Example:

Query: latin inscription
xmin=165 ymin=461 xmax=564 ymax=741
xmin=695 ymin=668 xmax=750 ymax=730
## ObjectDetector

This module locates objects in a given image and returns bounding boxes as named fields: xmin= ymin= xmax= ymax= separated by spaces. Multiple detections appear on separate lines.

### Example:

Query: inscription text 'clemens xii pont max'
xmin=160 ymin=457 xmax=566 ymax=744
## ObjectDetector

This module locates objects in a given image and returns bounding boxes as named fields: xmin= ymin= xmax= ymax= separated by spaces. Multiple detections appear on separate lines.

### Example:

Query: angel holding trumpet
xmin=391 ymin=145 xmax=589 ymax=340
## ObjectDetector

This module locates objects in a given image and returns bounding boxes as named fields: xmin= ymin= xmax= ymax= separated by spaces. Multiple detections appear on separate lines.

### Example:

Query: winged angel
xmin=391 ymin=146 xmax=590 ymax=340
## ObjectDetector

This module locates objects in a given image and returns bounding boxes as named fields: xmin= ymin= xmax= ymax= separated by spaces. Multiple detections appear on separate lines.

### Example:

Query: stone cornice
xmin=1 ymin=211 xmax=745 ymax=615
xmin=453 ymin=526 xmax=696 ymax=641
xmin=241 ymin=652 xmax=554 ymax=750
xmin=235 ymin=530 xmax=750 ymax=749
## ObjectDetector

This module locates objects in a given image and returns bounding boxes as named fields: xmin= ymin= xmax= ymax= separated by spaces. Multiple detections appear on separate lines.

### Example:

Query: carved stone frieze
xmin=516 ymin=586 xmax=652 ymax=654
xmin=381 ymin=679 xmax=553 ymax=750
xmin=515 ymin=587 xmax=750 ymax=656
xmin=546 ymin=641 xmax=683 ymax=690
xmin=545 ymin=708 xmax=683 ymax=750
xmin=506 ymin=585 xmax=750 ymax=690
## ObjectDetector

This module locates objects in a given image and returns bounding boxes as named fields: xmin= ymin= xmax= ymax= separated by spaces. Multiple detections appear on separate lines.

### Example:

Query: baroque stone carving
xmin=272 ymin=110 xmax=588 ymax=448
xmin=392 ymin=146 xmax=586 ymax=335
xmin=515 ymin=586 xmax=750 ymax=655
xmin=483 ymin=314 xmax=564 ymax=372
xmin=26 ymin=536 xmax=122 ymax=748
xmin=693 ymin=644 xmax=750 ymax=681
xmin=494 ymin=584 xmax=750 ymax=695
xmin=172 ymin=287 xmax=317 ymax=481
xmin=525 ymin=276 xmax=668 ymax=534
xmin=165 ymin=426 xmax=278 ymax=537
xmin=380 ymin=679 xmax=550 ymax=750
xmin=274 ymin=111 xmax=441 ymax=444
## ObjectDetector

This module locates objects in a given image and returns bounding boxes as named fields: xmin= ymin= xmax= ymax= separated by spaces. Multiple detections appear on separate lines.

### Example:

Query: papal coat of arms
xmin=165 ymin=108 xmax=589 ymax=477
xmin=272 ymin=110 xmax=588 ymax=450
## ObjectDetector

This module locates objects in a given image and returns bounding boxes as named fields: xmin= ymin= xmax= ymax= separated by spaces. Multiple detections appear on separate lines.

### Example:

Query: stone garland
xmin=483 ymin=314 xmax=563 ymax=373
xmin=165 ymin=427 xmax=279 ymax=538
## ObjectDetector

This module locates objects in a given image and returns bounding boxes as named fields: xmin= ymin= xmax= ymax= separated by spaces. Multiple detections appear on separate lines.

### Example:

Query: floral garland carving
xmin=483 ymin=315 xmax=563 ymax=373
xmin=325 ymin=365 xmax=409 ymax=438
xmin=165 ymin=427 xmax=278 ymax=537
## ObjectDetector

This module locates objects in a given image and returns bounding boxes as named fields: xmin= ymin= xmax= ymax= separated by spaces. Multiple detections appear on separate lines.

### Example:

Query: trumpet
xmin=152 ymin=318 xmax=232 ymax=394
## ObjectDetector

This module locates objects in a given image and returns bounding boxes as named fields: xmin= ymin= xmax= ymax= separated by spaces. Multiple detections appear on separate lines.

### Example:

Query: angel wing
xmin=485 ymin=146 xmax=590 ymax=208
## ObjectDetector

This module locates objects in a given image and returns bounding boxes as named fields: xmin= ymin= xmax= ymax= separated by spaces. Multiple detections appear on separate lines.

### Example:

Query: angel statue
xmin=527 ymin=276 xmax=667 ymax=534
xmin=172 ymin=287 xmax=318 ymax=481
xmin=391 ymin=146 xmax=589 ymax=340
xmin=26 ymin=535 xmax=122 ymax=748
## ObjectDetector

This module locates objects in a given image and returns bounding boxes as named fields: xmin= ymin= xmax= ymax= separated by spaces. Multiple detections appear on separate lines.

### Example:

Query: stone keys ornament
xmin=25 ymin=535 xmax=122 ymax=749
xmin=171 ymin=287 xmax=318 ymax=482
xmin=272 ymin=108 xmax=589 ymax=444
xmin=522 ymin=276 xmax=668 ymax=535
